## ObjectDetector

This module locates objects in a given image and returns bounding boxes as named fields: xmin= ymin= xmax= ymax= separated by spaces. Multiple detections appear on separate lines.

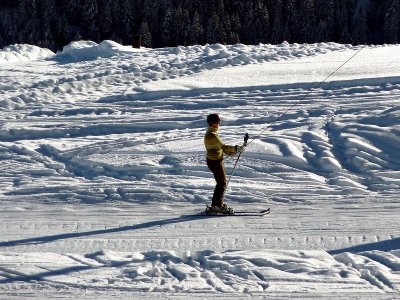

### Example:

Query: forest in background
xmin=0 ymin=0 xmax=399 ymax=51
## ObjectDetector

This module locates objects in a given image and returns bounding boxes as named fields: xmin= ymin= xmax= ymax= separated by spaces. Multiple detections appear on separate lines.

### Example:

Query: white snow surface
xmin=0 ymin=40 xmax=400 ymax=299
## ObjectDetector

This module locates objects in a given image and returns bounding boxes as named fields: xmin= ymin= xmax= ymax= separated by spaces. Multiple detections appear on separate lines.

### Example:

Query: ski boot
xmin=206 ymin=204 xmax=234 ymax=215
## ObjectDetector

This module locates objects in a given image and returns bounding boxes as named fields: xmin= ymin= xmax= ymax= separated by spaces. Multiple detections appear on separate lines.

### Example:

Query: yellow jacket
xmin=204 ymin=126 xmax=237 ymax=160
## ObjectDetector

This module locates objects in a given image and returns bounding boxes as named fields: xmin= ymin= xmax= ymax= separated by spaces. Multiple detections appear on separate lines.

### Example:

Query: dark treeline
xmin=0 ymin=0 xmax=399 ymax=51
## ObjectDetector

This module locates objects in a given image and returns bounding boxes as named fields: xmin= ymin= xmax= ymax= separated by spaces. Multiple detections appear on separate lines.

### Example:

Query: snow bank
xmin=59 ymin=40 xmax=141 ymax=61
xmin=0 ymin=44 xmax=55 ymax=64
xmin=57 ymin=40 xmax=355 ymax=66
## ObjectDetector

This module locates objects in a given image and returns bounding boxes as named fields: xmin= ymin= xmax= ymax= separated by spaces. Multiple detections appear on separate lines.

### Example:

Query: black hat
xmin=207 ymin=114 xmax=220 ymax=125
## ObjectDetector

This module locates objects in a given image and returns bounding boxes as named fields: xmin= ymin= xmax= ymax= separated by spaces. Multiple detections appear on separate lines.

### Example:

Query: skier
xmin=204 ymin=114 xmax=244 ymax=214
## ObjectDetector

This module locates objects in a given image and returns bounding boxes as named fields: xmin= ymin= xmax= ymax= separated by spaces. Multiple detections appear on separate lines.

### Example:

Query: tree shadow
xmin=328 ymin=236 xmax=400 ymax=255
xmin=0 ymin=213 xmax=211 ymax=248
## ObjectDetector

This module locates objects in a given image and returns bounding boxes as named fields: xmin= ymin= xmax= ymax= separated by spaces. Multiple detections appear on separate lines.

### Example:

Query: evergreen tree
xmin=110 ymin=0 xmax=124 ymax=42
xmin=98 ymin=0 xmax=114 ymax=39
xmin=18 ymin=0 xmax=39 ymax=45
xmin=232 ymin=0 xmax=245 ymax=13
xmin=120 ymin=0 xmax=135 ymax=42
xmin=80 ymin=0 xmax=99 ymax=40
xmin=64 ymin=0 xmax=80 ymax=24
xmin=139 ymin=22 xmax=152 ymax=47
xmin=142 ymin=0 xmax=165 ymax=47
xmin=40 ymin=0 xmax=59 ymax=49
xmin=351 ymin=6 xmax=369 ymax=45
xmin=0 ymin=10 xmax=16 ymax=47
xmin=54 ymin=13 xmax=70 ymax=49
xmin=298 ymin=0 xmax=316 ymax=43
xmin=39 ymin=21 xmax=56 ymax=50
xmin=81 ymin=0 xmax=98 ymax=24
xmin=315 ymin=0 xmax=334 ymax=41
xmin=162 ymin=8 xmax=173 ymax=46
xmin=206 ymin=13 xmax=226 ymax=44
xmin=230 ymin=13 xmax=242 ymax=43
xmin=255 ymin=0 xmax=270 ymax=43
xmin=190 ymin=11 xmax=204 ymax=45
xmin=182 ymin=9 xmax=192 ymax=46
xmin=384 ymin=0 xmax=400 ymax=44
xmin=283 ymin=0 xmax=298 ymax=42
xmin=216 ymin=0 xmax=225 ymax=15
xmin=335 ymin=0 xmax=352 ymax=44
xmin=241 ymin=4 xmax=255 ymax=44
xmin=270 ymin=0 xmax=283 ymax=44
xmin=172 ymin=6 xmax=185 ymax=46
xmin=73 ymin=29 xmax=82 ymax=41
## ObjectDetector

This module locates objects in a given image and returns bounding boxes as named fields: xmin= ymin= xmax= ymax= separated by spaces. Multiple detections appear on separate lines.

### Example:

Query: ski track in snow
xmin=0 ymin=40 xmax=400 ymax=298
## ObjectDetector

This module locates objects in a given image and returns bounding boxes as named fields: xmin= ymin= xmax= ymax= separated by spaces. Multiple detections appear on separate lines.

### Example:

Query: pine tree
xmin=0 ymin=10 xmax=16 ymax=47
xmin=81 ymin=0 xmax=99 ymax=40
xmin=316 ymin=20 xmax=329 ymax=42
xmin=98 ymin=0 xmax=114 ymax=39
xmin=162 ymin=8 xmax=173 ymax=46
xmin=40 ymin=0 xmax=58 ymax=50
xmin=232 ymin=0 xmax=245 ymax=13
xmin=54 ymin=13 xmax=70 ymax=49
xmin=335 ymin=0 xmax=351 ymax=44
xmin=173 ymin=6 xmax=185 ymax=46
xmin=283 ymin=0 xmax=297 ymax=42
xmin=315 ymin=0 xmax=334 ymax=41
xmin=18 ymin=0 xmax=39 ymax=45
xmin=120 ymin=0 xmax=135 ymax=42
xmin=241 ymin=4 xmax=255 ymax=44
xmin=270 ymin=0 xmax=283 ymax=44
xmin=190 ymin=11 xmax=204 ymax=45
xmin=182 ymin=9 xmax=192 ymax=46
xmin=298 ymin=0 xmax=316 ymax=43
xmin=216 ymin=0 xmax=224 ymax=14
xmin=110 ymin=0 xmax=124 ymax=42
xmin=384 ymin=0 xmax=400 ymax=44
xmin=73 ymin=29 xmax=82 ymax=42
xmin=230 ymin=13 xmax=242 ymax=43
xmin=351 ymin=6 xmax=369 ymax=45
xmin=254 ymin=0 xmax=270 ymax=43
xmin=206 ymin=13 xmax=226 ymax=44
xmin=81 ymin=0 xmax=98 ymax=23
xmin=64 ymin=0 xmax=80 ymax=24
xmin=139 ymin=22 xmax=152 ymax=47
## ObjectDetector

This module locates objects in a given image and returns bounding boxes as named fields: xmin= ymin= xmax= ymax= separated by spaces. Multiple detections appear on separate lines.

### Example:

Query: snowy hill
xmin=0 ymin=40 xmax=399 ymax=298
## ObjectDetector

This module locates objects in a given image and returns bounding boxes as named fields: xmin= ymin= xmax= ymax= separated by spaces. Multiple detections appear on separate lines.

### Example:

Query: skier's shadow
xmin=0 ymin=213 xmax=211 ymax=248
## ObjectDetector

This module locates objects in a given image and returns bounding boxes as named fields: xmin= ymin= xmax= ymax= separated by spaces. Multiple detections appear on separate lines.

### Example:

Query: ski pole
xmin=224 ymin=133 xmax=249 ymax=194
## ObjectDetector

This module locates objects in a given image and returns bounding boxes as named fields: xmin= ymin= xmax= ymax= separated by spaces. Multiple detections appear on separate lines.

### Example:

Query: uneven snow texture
xmin=0 ymin=40 xmax=400 ymax=298
xmin=1 ymin=249 xmax=399 ymax=295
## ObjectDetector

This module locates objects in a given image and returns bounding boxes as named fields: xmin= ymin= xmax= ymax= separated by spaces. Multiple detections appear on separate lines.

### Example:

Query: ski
xmin=203 ymin=207 xmax=270 ymax=217
xmin=233 ymin=208 xmax=271 ymax=216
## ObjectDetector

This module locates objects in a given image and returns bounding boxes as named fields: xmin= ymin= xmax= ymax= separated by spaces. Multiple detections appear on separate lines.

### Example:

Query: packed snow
xmin=0 ymin=40 xmax=399 ymax=299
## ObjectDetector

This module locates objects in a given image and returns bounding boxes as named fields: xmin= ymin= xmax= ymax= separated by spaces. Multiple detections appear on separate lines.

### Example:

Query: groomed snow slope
xmin=0 ymin=41 xmax=399 ymax=298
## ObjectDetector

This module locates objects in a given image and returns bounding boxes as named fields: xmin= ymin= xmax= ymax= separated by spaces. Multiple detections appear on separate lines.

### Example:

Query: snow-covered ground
xmin=0 ymin=40 xmax=399 ymax=298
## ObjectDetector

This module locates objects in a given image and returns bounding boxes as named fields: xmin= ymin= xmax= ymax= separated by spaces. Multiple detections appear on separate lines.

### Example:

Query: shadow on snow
xmin=328 ymin=236 xmax=400 ymax=255
xmin=0 ymin=213 xmax=210 ymax=249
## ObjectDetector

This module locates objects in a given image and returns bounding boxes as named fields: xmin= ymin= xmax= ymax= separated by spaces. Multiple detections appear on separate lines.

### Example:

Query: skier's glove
xmin=235 ymin=145 xmax=245 ymax=153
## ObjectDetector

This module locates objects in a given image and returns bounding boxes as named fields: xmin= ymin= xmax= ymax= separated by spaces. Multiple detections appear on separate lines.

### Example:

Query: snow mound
xmin=59 ymin=40 xmax=141 ymax=61
xmin=0 ymin=44 xmax=55 ymax=64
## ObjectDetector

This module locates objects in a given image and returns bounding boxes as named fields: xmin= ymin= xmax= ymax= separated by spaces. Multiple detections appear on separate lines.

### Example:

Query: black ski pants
xmin=207 ymin=158 xmax=227 ymax=207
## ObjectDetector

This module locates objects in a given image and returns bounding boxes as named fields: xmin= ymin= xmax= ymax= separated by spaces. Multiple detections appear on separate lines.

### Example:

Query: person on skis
xmin=204 ymin=114 xmax=244 ymax=214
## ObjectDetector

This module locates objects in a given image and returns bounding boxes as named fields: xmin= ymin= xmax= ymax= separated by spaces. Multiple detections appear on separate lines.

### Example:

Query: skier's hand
xmin=236 ymin=145 xmax=245 ymax=153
